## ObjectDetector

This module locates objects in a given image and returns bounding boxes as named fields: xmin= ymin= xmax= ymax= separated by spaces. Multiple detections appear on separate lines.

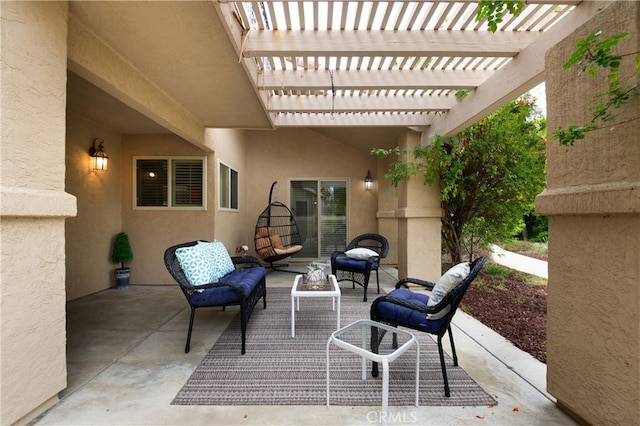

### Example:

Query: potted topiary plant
xmin=112 ymin=232 xmax=133 ymax=289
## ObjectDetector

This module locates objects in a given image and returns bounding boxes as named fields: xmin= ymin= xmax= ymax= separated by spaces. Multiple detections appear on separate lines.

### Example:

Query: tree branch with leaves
xmin=373 ymin=99 xmax=547 ymax=263
xmin=477 ymin=0 xmax=640 ymax=146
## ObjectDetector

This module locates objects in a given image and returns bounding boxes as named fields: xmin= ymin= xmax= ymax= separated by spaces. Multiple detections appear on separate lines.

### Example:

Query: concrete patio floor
xmin=33 ymin=264 xmax=576 ymax=426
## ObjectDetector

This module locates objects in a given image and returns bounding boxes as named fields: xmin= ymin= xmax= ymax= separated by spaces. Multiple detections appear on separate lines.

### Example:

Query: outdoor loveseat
xmin=164 ymin=240 xmax=267 ymax=354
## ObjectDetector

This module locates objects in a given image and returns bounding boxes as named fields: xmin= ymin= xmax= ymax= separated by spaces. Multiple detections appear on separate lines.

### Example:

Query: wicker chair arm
xmin=395 ymin=277 xmax=436 ymax=290
xmin=231 ymin=255 xmax=263 ymax=268
xmin=181 ymin=280 xmax=243 ymax=295
xmin=330 ymin=250 xmax=347 ymax=261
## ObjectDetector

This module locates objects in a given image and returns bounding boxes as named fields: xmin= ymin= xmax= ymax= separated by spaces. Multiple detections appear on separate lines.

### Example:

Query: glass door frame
xmin=289 ymin=178 xmax=349 ymax=261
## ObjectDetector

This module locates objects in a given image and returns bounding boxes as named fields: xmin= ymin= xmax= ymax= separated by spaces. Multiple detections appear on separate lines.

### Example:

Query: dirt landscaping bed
xmin=461 ymin=266 xmax=547 ymax=363
xmin=446 ymin=243 xmax=548 ymax=363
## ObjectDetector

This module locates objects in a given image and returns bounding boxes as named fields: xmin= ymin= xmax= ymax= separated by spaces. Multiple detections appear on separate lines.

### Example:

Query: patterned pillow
xmin=197 ymin=241 xmax=235 ymax=281
xmin=175 ymin=244 xmax=216 ymax=286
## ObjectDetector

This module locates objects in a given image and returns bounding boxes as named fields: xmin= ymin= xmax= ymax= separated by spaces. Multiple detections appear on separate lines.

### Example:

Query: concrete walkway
xmin=490 ymin=244 xmax=548 ymax=279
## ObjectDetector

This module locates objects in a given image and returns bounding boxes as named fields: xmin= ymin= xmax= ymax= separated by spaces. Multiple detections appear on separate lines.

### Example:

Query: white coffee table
xmin=326 ymin=319 xmax=419 ymax=423
xmin=291 ymin=274 xmax=340 ymax=338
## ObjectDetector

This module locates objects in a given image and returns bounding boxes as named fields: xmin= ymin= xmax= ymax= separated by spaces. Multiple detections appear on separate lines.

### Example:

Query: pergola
xmin=217 ymin=0 xmax=578 ymax=132
xmin=68 ymin=0 xmax=596 ymax=149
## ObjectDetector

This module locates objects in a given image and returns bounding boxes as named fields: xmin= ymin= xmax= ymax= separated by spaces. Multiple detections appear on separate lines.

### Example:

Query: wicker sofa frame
xmin=164 ymin=241 xmax=267 ymax=354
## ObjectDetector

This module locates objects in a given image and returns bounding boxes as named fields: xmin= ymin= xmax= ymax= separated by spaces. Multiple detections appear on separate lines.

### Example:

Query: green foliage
xmin=373 ymin=97 xmax=547 ymax=263
xmin=502 ymin=239 xmax=548 ymax=256
xmin=552 ymin=30 xmax=640 ymax=145
xmin=455 ymin=90 xmax=470 ymax=101
xmin=112 ymin=232 xmax=133 ymax=269
xmin=475 ymin=5 xmax=639 ymax=147
xmin=522 ymin=212 xmax=548 ymax=242
xmin=484 ymin=264 xmax=516 ymax=277
xmin=476 ymin=0 xmax=524 ymax=32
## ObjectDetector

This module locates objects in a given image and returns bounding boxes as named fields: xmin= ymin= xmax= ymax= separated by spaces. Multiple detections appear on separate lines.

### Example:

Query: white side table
xmin=291 ymin=274 xmax=340 ymax=338
xmin=326 ymin=319 xmax=419 ymax=424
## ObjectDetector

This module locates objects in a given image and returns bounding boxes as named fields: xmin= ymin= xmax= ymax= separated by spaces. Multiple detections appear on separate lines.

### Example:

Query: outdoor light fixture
xmin=364 ymin=170 xmax=373 ymax=191
xmin=89 ymin=138 xmax=108 ymax=171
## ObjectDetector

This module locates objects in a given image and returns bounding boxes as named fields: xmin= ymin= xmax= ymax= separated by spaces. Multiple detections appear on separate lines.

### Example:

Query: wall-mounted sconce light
xmin=89 ymin=138 xmax=108 ymax=171
xmin=364 ymin=170 xmax=374 ymax=191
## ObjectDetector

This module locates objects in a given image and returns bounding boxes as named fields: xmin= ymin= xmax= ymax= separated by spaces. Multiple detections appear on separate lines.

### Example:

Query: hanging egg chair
xmin=254 ymin=181 xmax=303 ymax=272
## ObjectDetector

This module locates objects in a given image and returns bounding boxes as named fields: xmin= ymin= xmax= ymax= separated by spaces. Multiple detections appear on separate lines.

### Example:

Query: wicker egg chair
xmin=254 ymin=182 xmax=303 ymax=272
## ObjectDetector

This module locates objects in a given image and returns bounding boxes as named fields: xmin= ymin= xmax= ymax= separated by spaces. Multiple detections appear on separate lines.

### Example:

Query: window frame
xmin=218 ymin=161 xmax=239 ymax=211
xmin=133 ymin=156 xmax=207 ymax=211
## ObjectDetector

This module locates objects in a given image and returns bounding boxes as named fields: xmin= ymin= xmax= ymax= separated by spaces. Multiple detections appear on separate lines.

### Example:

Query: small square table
xmin=326 ymin=319 xmax=419 ymax=422
xmin=291 ymin=274 xmax=340 ymax=338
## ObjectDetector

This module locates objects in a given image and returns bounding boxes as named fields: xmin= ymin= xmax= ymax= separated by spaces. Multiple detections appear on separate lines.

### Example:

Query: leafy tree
xmin=373 ymin=98 xmax=546 ymax=263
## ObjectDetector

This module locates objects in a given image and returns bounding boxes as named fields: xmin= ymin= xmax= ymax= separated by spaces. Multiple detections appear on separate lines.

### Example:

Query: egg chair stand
xmin=254 ymin=182 xmax=303 ymax=273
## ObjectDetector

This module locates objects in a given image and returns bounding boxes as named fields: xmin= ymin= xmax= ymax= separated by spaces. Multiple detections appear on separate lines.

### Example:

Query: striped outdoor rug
xmin=172 ymin=286 xmax=497 ymax=406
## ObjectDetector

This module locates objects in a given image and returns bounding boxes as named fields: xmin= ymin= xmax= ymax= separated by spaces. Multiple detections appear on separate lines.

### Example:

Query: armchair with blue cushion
xmin=370 ymin=256 xmax=486 ymax=396
xmin=331 ymin=233 xmax=389 ymax=302
xmin=164 ymin=240 xmax=267 ymax=354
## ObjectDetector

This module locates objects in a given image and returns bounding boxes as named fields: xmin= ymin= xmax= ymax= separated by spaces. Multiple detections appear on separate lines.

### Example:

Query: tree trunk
xmin=442 ymin=220 xmax=463 ymax=264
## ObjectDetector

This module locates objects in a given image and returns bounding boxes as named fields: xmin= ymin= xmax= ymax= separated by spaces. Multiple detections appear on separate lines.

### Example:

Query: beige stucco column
xmin=536 ymin=2 xmax=639 ymax=424
xmin=0 ymin=2 xmax=76 ymax=424
xmin=375 ymin=155 xmax=399 ymax=266
xmin=395 ymin=130 xmax=442 ymax=281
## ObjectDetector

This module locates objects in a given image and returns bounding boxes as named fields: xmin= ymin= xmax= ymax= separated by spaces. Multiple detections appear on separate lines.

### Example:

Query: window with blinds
xmin=173 ymin=160 xmax=204 ymax=206
xmin=135 ymin=157 xmax=206 ymax=209
xmin=219 ymin=162 xmax=239 ymax=210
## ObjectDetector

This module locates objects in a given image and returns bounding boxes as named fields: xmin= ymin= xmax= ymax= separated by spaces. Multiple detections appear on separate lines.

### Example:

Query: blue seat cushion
xmin=334 ymin=257 xmax=379 ymax=272
xmin=374 ymin=288 xmax=447 ymax=333
xmin=189 ymin=267 xmax=266 ymax=307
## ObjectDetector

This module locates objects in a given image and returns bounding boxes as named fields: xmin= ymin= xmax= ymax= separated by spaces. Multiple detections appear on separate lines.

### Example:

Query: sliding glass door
xmin=290 ymin=180 xmax=347 ymax=259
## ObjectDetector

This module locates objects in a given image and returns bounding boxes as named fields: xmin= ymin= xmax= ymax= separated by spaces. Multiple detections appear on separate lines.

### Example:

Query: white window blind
xmin=173 ymin=160 xmax=204 ymax=206
xmin=135 ymin=157 xmax=205 ymax=209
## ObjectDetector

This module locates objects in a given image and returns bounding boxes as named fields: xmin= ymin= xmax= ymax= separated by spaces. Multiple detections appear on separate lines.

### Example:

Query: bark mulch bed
xmin=461 ymin=267 xmax=547 ymax=363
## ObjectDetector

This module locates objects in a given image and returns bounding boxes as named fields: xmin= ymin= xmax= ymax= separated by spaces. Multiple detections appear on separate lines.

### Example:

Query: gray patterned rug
xmin=172 ymin=286 xmax=497 ymax=406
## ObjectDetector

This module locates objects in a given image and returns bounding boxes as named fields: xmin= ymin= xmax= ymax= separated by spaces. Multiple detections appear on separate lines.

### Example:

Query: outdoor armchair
xmin=331 ymin=233 xmax=389 ymax=302
xmin=370 ymin=256 xmax=486 ymax=396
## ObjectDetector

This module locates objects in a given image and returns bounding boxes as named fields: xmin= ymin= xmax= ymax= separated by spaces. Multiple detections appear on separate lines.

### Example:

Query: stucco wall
xmin=394 ymin=130 xmax=442 ymax=281
xmin=0 ymin=2 xmax=75 ymax=424
xmin=65 ymin=114 xmax=123 ymax=300
xmin=376 ymin=155 xmax=399 ymax=265
xmin=245 ymin=127 xmax=381 ymax=259
xmin=537 ymin=1 xmax=640 ymax=423
xmin=67 ymin=123 xmax=393 ymax=289
xmin=120 ymin=134 xmax=217 ymax=285
xmin=207 ymin=128 xmax=249 ymax=251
